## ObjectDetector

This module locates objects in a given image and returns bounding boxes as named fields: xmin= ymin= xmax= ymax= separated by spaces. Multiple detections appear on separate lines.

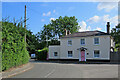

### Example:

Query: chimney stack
xmin=107 ymin=22 xmax=110 ymax=34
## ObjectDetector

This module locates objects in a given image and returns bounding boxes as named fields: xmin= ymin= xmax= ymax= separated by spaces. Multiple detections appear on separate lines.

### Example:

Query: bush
xmin=36 ymin=47 xmax=48 ymax=60
xmin=2 ymin=22 xmax=30 ymax=71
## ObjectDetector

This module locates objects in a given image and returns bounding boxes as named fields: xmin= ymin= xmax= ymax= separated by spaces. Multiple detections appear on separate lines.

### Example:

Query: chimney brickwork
xmin=107 ymin=22 xmax=110 ymax=34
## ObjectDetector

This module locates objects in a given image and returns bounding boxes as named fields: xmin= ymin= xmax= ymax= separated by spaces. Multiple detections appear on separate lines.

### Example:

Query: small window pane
xmin=94 ymin=38 xmax=99 ymax=44
xmin=68 ymin=40 xmax=72 ymax=46
xmin=54 ymin=52 xmax=58 ymax=57
xmin=68 ymin=51 xmax=73 ymax=57
xmin=81 ymin=39 xmax=85 ymax=45
xmin=94 ymin=50 xmax=100 ymax=58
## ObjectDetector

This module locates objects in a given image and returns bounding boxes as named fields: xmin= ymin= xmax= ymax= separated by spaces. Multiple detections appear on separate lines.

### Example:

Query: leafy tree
xmin=50 ymin=16 xmax=80 ymax=39
xmin=26 ymin=30 xmax=40 ymax=55
xmin=39 ymin=16 xmax=80 ymax=40
xmin=6 ymin=18 xmax=40 ymax=55
xmin=37 ymin=16 xmax=80 ymax=48
xmin=111 ymin=24 xmax=120 ymax=52
xmin=2 ymin=17 xmax=40 ymax=62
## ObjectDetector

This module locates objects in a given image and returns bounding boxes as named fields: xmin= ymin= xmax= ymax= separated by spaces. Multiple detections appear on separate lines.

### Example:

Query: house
xmin=48 ymin=22 xmax=115 ymax=61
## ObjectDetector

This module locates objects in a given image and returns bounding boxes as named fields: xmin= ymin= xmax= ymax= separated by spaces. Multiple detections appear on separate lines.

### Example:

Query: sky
xmin=2 ymin=2 xmax=118 ymax=34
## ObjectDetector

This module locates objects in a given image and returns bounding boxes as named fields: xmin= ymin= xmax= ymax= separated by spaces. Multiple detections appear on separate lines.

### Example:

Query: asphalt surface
xmin=11 ymin=60 xmax=118 ymax=78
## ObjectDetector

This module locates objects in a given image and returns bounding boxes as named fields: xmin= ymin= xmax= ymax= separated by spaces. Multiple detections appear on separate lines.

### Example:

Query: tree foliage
xmin=36 ymin=47 xmax=48 ymax=60
xmin=36 ymin=16 xmax=80 ymax=48
xmin=26 ymin=30 xmax=40 ymax=54
xmin=39 ymin=16 xmax=80 ymax=41
xmin=2 ymin=21 xmax=30 ymax=71
xmin=111 ymin=23 xmax=120 ymax=51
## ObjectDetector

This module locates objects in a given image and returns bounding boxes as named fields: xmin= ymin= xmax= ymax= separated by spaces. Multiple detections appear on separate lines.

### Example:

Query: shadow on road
xmin=29 ymin=59 xmax=120 ymax=64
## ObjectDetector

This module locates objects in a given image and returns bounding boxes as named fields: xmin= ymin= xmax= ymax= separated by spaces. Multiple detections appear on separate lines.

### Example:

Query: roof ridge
xmin=74 ymin=30 xmax=104 ymax=33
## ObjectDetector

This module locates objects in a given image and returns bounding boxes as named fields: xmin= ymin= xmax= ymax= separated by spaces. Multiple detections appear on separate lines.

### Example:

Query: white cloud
xmin=42 ymin=11 xmax=51 ymax=16
xmin=103 ymin=15 xmax=110 ymax=22
xmin=95 ymin=27 xmax=102 ymax=31
xmin=41 ymin=19 xmax=45 ymax=22
xmin=97 ymin=2 xmax=118 ymax=12
xmin=87 ymin=15 xmax=100 ymax=23
xmin=111 ymin=16 xmax=118 ymax=26
xmin=50 ymin=18 xmax=56 ymax=21
xmin=78 ymin=21 xmax=91 ymax=32
xmin=46 ymin=11 xmax=51 ymax=16
xmin=87 ymin=14 xmax=118 ymax=26
xmin=102 ymin=15 xmax=118 ymax=26
xmin=43 ymin=13 xmax=46 ymax=16
xmin=53 ymin=10 xmax=56 ymax=13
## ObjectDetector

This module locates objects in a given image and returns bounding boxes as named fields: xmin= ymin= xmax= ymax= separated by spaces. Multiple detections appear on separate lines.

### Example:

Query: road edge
xmin=2 ymin=63 xmax=34 ymax=78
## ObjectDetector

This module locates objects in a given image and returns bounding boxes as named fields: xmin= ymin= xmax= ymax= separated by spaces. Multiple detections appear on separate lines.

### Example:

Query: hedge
xmin=2 ymin=22 xmax=30 ymax=71
xmin=36 ymin=47 xmax=48 ymax=60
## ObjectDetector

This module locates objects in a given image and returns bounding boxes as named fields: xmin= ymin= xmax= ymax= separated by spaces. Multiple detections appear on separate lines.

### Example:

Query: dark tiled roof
xmin=61 ymin=30 xmax=110 ymax=38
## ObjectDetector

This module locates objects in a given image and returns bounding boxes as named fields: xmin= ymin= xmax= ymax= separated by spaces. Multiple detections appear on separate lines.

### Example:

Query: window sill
xmin=54 ymin=56 xmax=58 ymax=57
xmin=68 ymin=45 xmax=72 ymax=46
xmin=94 ymin=44 xmax=99 ymax=46
xmin=94 ymin=57 xmax=100 ymax=58
xmin=68 ymin=57 xmax=73 ymax=58
xmin=81 ymin=44 xmax=85 ymax=46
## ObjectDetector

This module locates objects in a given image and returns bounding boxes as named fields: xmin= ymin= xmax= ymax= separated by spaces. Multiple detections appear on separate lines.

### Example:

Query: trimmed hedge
xmin=2 ymin=22 xmax=30 ymax=71
xmin=36 ymin=48 xmax=48 ymax=60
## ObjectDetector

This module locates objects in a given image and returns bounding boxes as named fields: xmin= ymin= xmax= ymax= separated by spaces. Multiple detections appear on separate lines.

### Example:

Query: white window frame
xmin=93 ymin=50 xmax=100 ymax=58
xmin=68 ymin=40 xmax=72 ymax=46
xmin=94 ymin=37 xmax=99 ymax=45
xmin=68 ymin=51 xmax=73 ymax=58
xmin=54 ymin=52 xmax=58 ymax=57
xmin=80 ymin=38 xmax=85 ymax=45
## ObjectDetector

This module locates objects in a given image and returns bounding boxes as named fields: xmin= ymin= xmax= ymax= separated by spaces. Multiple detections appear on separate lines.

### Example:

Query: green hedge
xmin=36 ymin=48 xmax=48 ymax=60
xmin=2 ymin=22 xmax=30 ymax=71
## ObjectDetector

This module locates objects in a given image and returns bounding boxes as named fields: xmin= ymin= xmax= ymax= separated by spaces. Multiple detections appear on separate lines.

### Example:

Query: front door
xmin=81 ymin=51 xmax=85 ymax=61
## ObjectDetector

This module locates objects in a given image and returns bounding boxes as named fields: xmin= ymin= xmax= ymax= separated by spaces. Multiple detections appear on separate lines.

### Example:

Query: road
xmin=11 ymin=60 xmax=118 ymax=78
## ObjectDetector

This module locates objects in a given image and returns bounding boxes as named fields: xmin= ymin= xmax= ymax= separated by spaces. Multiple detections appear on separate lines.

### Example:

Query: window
xmin=94 ymin=50 xmax=100 ymax=58
xmin=68 ymin=51 xmax=73 ymax=57
xmin=81 ymin=39 xmax=85 ymax=45
xmin=54 ymin=52 xmax=58 ymax=57
xmin=68 ymin=40 xmax=72 ymax=46
xmin=94 ymin=37 xmax=99 ymax=45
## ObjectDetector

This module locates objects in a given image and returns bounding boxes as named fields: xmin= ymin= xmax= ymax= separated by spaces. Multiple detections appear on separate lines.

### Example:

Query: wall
xmin=49 ymin=46 xmax=60 ymax=59
xmin=60 ymin=35 xmax=111 ymax=60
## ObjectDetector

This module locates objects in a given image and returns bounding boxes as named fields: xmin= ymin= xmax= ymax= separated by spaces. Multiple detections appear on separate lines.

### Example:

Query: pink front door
xmin=81 ymin=51 xmax=85 ymax=61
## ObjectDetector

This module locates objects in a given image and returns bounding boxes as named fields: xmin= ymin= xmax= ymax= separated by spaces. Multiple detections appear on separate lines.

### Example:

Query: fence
xmin=110 ymin=52 xmax=120 ymax=62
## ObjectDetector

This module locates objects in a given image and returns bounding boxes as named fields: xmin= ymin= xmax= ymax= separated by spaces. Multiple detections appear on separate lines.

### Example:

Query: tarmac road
xmin=11 ymin=60 xmax=118 ymax=78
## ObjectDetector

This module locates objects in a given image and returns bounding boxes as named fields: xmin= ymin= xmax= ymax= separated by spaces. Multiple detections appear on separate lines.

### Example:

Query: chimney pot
xmin=107 ymin=22 xmax=110 ymax=34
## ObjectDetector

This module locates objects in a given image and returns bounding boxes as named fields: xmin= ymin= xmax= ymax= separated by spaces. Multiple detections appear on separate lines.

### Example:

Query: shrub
xmin=36 ymin=47 xmax=48 ymax=60
xmin=2 ymin=22 xmax=30 ymax=71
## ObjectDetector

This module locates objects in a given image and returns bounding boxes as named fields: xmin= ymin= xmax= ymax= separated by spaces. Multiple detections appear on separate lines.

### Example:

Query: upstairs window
xmin=94 ymin=37 xmax=99 ymax=45
xmin=81 ymin=39 xmax=85 ymax=45
xmin=68 ymin=40 xmax=72 ymax=46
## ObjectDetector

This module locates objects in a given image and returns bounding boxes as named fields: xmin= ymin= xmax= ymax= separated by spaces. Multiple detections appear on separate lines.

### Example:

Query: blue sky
xmin=2 ymin=2 xmax=118 ymax=34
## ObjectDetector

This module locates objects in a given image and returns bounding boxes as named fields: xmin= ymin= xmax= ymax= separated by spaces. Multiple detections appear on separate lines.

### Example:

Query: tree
xmin=37 ymin=16 xmax=80 ymax=48
xmin=2 ymin=18 xmax=40 ymax=55
xmin=50 ymin=16 xmax=80 ymax=39
xmin=111 ymin=23 xmax=120 ymax=52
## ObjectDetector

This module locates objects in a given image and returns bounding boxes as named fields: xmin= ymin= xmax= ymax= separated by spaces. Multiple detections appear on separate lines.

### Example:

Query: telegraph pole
xmin=24 ymin=5 xmax=26 ymax=48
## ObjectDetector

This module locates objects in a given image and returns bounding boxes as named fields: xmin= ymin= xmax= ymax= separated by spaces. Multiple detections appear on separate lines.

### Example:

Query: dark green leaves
xmin=2 ymin=21 xmax=30 ymax=71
